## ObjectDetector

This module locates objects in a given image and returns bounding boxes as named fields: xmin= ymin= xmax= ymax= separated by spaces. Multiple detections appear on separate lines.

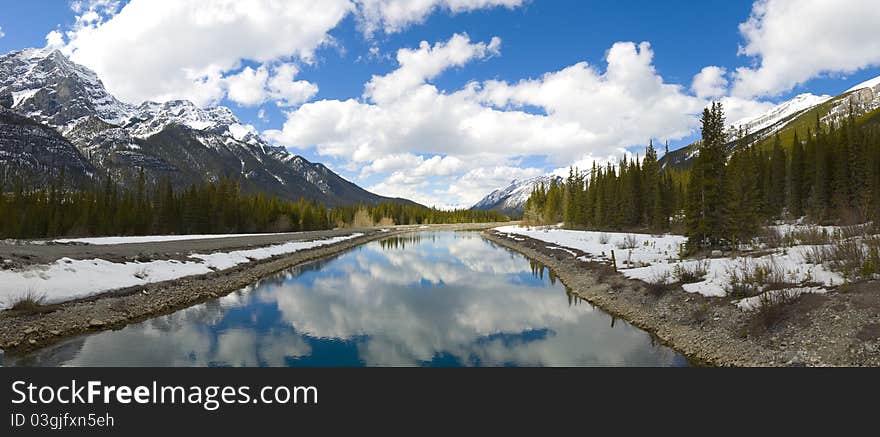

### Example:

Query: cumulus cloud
xmin=267 ymin=63 xmax=320 ymax=107
xmin=225 ymin=66 xmax=270 ymax=106
xmin=366 ymin=33 xmax=501 ymax=103
xmin=692 ymin=66 xmax=728 ymax=99
xmin=265 ymin=35 xmax=707 ymax=206
xmin=0 ymin=26 xmax=5 ymax=39
xmin=45 ymin=30 xmax=65 ymax=48
xmin=48 ymin=0 xmax=523 ymax=107
xmin=354 ymin=0 xmax=524 ymax=35
xmin=57 ymin=0 xmax=353 ymax=106
xmin=732 ymin=0 xmax=880 ymax=97
xmin=225 ymin=63 xmax=318 ymax=107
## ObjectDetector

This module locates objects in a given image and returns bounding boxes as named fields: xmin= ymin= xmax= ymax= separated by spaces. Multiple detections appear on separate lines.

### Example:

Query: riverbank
xmin=483 ymin=229 xmax=880 ymax=366
xmin=0 ymin=222 xmax=512 ymax=353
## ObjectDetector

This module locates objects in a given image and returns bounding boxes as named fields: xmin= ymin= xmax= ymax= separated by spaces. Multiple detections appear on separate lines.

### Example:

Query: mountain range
xmin=0 ymin=48 xmax=417 ymax=207
xmin=659 ymin=76 xmax=880 ymax=169
xmin=472 ymin=74 xmax=880 ymax=215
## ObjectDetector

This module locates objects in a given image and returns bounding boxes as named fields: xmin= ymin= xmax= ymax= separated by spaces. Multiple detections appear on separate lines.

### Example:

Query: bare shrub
xmin=616 ymin=234 xmax=639 ymax=250
xmin=760 ymin=227 xmax=785 ymax=249
xmin=352 ymin=208 xmax=374 ymax=228
xmin=838 ymin=224 xmax=870 ymax=240
xmin=752 ymin=289 xmax=799 ymax=331
xmin=598 ymin=233 xmax=610 ymax=245
xmin=673 ymin=261 xmax=709 ymax=284
xmin=801 ymin=245 xmax=831 ymax=265
xmin=802 ymin=236 xmax=880 ymax=282
xmin=788 ymin=226 xmax=832 ymax=246
xmin=725 ymin=257 xmax=789 ymax=298
xmin=645 ymin=270 xmax=672 ymax=297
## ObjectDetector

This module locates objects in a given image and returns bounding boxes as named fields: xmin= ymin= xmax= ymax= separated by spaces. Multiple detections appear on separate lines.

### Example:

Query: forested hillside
xmin=0 ymin=175 xmax=508 ymax=239
xmin=525 ymin=101 xmax=880 ymax=251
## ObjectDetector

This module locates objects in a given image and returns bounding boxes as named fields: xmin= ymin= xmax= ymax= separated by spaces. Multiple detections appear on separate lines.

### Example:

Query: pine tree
xmin=686 ymin=101 xmax=728 ymax=250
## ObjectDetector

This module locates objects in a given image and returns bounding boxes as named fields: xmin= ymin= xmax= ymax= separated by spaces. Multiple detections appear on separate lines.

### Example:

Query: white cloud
xmin=0 ymin=26 xmax=5 ymax=39
xmin=354 ymin=0 xmax=524 ymax=35
xmin=267 ymin=63 xmax=319 ymax=107
xmin=732 ymin=0 xmax=880 ymax=98
xmin=45 ymin=30 xmax=65 ymax=48
xmin=225 ymin=66 xmax=270 ymax=106
xmin=224 ymin=63 xmax=318 ymax=107
xmin=265 ymin=35 xmax=707 ymax=207
xmin=50 ymin=0 xmax=521 ymax=107
xmin=366 ymin=33 xmax=501 ymax=103
xmin=58 ymin=0 xmax=353 ymax=106
xmin=692 ymin=66 xmax=728 ymax=99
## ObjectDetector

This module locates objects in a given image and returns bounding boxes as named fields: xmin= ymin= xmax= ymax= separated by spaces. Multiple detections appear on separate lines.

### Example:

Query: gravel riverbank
xmin=0 ymin=223 xmax=510 ymax=354
xmin=483 ymin=230 xmax=880 ymax=367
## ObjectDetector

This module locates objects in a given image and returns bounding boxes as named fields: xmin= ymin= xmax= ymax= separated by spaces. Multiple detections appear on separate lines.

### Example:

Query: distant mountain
xmin=0 ymin=48 xmax=418 ymax=207
xmin=472 ymin=175 xmax=563 ymax=216
xmin=660 ymin=75 xmax=880 ymax=169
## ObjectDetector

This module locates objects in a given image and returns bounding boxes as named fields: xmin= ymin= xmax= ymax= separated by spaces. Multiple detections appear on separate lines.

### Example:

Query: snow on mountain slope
xmin=732 ymin=93 xmax=831 ymax=134
xmin=0 ymin=48 xmax=132 ymax=128
xmin=0 ymin=48 xmax=257 ymax=145
xmin=127 ymin=100 xmax=243 ymax=139
xmin=0 ymin=47 xmax=414 ymax=207
xmin=472 ymin=175 xmax=562 ymax=215
xmin=845 ymin=75 xmax=880 ymax=93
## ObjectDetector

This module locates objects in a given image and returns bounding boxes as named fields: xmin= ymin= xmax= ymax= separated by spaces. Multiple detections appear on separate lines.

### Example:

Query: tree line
xmin=524 ymin=142 xmax=686 ymax=231
xmin=525 ymin=100 xmax=880 ymax=251
xmin=0 ymin=173 xmax=508 ymax=239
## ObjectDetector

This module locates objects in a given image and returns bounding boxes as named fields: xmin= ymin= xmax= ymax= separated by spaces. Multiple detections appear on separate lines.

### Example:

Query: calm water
xmin=8 ymin=232 xmax=687 ymax=367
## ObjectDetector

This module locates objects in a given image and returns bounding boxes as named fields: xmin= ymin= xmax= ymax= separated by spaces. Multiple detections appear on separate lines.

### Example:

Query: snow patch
xmin=496 ymin=225 xmax=843 ymax=301
xmin=54 ymin=232 xmax=291 ymax=245
xmin=735 ymin=287 xmax=827 ymax=311
xmin=0 ymin=233 xmax=363 ymax=309
xmin=11 ymin=89 xmax=39 ymax=107
xmin=845 ymin=75 xmax=880 ymax=93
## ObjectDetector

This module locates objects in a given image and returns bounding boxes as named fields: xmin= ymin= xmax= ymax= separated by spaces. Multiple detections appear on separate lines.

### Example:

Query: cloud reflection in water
xmin=10 ymin=232 xmax=686 ymax=367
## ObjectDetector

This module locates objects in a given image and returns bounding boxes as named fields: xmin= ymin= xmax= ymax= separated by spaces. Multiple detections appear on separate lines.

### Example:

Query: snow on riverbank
xmin=495 ymin=225 xmax=685 ymax=270
xmin=53 ymin=232 xmax=291 ymax=245
xmin=0 ymin=233 xmax=363 ymax=310
xmin=495 ymin=225 xmax=843 ymax=306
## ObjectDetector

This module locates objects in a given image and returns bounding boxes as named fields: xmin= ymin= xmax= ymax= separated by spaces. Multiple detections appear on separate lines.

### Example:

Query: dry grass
xmin=750 ymin=289 xmax=800 ymax=332
xmin=801 ymin=236 xmax=880 ymax=282
xmin=672 ymin=261 xmax=709 ymax=284
xmin=724 ymin=257 xmax=792 ymax=298
xmin=645 ymin=270 xmax=672 ymax=297
xmin=759 ymin=227 xmax=785 ymax=249
xmin=6 ymin=290 xmax=56 ymax=315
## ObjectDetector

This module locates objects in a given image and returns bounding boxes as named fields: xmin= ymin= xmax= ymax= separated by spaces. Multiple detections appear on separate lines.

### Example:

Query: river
xmin=7 ymin=232 xmax=686 ymax=367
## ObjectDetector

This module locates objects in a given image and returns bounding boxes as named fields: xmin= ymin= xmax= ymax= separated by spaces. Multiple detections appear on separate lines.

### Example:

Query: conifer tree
xmin=685 ymin=101 xmax=728 ymax=250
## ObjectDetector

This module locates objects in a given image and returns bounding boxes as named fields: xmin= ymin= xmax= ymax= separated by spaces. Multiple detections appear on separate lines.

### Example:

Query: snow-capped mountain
xmin=472 ymin=175 xmax=562 ymax=216
xmin=660 ymin=74 xmax=880 ymax=169
xmin=0 ymin=107 xmax=94 ymax=185
xmin=732 ymin=93 xmax=832 ymax=135
xmin=0 ymin=48 xmax=130 ymax=129
xmin=0 ymin=48 xmax=416 ymax=207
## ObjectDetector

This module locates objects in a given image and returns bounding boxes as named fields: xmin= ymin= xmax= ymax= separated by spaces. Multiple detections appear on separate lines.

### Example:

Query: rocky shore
xmin=483 ymin=230 xmax=880 ymax=367
xmin=0 ymin=223 xmax=508 ymax=354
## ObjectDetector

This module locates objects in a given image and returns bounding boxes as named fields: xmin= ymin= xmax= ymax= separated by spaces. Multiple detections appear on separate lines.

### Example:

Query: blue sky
xmin=1 ymin=0 xmax=879 ymax=207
